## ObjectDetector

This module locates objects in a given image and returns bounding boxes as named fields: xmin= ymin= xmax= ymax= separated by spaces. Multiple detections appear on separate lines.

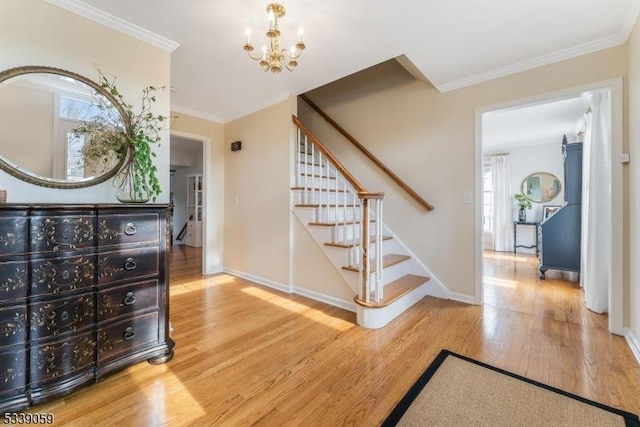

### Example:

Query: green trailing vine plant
xmin=75 ymin=67 xmax=166 ymax=202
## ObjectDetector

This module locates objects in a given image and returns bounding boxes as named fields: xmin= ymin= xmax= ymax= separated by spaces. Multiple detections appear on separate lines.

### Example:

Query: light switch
xmin=463 ymin=191 xmax=473 ymax=204
xmin=620 ymin=153 xmax=630 ymax=163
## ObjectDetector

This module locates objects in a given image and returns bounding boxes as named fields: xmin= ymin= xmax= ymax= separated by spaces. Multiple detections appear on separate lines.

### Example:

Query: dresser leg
xmin=539 ymin=269 xmax=546 ymax=280
xmin=148 ymin=349 xmax=174 ymax=364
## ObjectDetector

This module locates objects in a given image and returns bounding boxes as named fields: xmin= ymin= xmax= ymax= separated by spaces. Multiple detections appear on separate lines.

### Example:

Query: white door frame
xmin=170 ymin=130 xmax=213 ymax=274
xmin=474 ymin=77 xmax=624 ymax=335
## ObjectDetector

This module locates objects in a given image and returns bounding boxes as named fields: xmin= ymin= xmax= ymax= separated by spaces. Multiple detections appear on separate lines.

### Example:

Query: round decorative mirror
xmin=0 ymin=66 xmax=129 ymax=188
xmin=521 ymin=172 xmax=561 ymax=203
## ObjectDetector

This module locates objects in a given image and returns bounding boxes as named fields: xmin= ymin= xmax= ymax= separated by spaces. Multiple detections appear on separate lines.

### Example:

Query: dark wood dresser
xmin=0 ymin=204 xmax=174 ymax=412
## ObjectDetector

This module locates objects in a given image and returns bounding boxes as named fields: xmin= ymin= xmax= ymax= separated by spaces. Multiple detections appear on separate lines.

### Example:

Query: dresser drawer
xmin=0 ymin=260 xmax=27 ymax=302
xmin=0 ymin=216 xmax=27 ymax=256
xmin=0 ymin=349 xmax=26 ymax=396
xmin=97 ymin=280 xmax=159 ymax=322
xmin=30 ymin=254 xmax=94 ymax=296
xmin=97 ymin=311 xmax=159 ymax=363
xmin=97 ymin=247 xmax=158 ymax=285
xmin=30 ymin=331 xmax=95 ymax=385
xmin=98 ymin=213 xmax=160 ymax=247
xmin=30 ymin=215 xmax=95 ymax=253
xmin=0 ymin=305 xmax=26 ymax=349
xmin=30 ymin=294 xmax=94 ymax=340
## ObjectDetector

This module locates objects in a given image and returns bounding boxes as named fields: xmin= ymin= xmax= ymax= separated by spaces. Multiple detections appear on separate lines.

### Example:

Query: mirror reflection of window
xmin=66 ymin=132 xmax=85 ymax=181
xmin=54 ymin=95 xmax=119 ymax=181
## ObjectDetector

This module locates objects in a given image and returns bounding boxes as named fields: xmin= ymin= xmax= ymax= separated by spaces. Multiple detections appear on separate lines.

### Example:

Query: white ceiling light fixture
xmin=243 ymin=3 xmax=306 ymax=73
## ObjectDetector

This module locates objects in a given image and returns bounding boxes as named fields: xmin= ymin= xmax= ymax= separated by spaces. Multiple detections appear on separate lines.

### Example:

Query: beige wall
xmin=0 ymin=0 xmax=170 ymax=203
xmin=223 ymin=98 xmax=295 ymax=286
xmin=301 ymin=46 xmax=627 ymax=298
xmin=171 ymin=112 xmax=225 ymax=273
xmin=627 ymin=17 xmax=640 ymax=350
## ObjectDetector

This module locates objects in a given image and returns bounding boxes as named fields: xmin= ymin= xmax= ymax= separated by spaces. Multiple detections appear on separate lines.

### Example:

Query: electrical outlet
xmin=620 ymin=153 xmax=630 ymax=163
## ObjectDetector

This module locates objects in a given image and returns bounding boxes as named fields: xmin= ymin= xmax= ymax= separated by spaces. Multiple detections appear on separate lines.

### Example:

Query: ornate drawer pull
xmin=123 ymin=326 xmax=135 ymax=341
xmin=123 ymin=291 xmax=136 ymax=306
xmin=60 ymin=311 xmax=69 ymax=321
xmin=124 ymin=258 xmax=137 ymax=271
xmin=124 ymin=223 xmax=137 ymax=236
xmin=61 ymin=231 xmax=71 ymax=240
xmin=62 ymin=270 xmax=70 ymax=280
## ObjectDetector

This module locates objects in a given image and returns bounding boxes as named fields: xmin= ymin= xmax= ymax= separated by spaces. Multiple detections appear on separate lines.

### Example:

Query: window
xmin=483 ymin=160 xmax=493 ymax=233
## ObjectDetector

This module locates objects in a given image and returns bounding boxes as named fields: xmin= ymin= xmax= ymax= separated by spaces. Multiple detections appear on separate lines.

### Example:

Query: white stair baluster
xmin=376 ymin=199 xmax=383 ymax=301
xmin=304 ymin=135 xmax=309 ymax=204
xmin=297 ymin=128 xmax=301 ymax=188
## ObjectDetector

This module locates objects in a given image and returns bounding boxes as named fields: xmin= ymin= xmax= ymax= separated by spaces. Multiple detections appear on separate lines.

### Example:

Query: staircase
xmin=292 ymin=116 xmax=438 ymax=329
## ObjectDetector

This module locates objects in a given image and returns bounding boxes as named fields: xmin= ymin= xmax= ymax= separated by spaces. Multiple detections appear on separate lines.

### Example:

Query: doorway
xmin=169 ymin=133 xmax=205 ymax=274
xmin=475 ymin=78 xmax=624 ymax=335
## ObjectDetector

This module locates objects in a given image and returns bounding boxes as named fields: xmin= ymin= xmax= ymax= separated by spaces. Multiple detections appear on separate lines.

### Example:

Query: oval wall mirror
xmin=0 ymin=66 xmax=129 ymax=188
xmin=521 ymin=172 xmax=562 ymax=203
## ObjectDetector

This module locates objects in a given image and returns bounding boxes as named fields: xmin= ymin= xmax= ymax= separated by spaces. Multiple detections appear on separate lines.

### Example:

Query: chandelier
xmin=243 ymin=3 xmax=306 ymax=73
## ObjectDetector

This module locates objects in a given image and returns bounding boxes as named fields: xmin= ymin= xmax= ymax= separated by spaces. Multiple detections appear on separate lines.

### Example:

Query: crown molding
xmin=436 ymin=34 xmax=626 ymax=93
xmin=619 ymin=0 xmax=640 ymax=42
xmin=44 ymin=0 xmax=179 ymax=52
xmin=170 ymin=105 xmax=224 ymax=124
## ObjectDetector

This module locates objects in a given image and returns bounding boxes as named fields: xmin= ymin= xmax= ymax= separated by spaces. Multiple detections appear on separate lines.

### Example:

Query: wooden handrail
xmin=292 ymin=115 xmax=368 ymax=195
xmin=299 ymin=94 xmax=434 ymax=211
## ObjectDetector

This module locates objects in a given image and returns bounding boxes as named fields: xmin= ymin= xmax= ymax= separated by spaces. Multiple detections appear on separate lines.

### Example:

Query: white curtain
xmin=491 ymin=154 xmax=513 ymax=252
xmin=580 ymin=90 xmax=611 ymax=313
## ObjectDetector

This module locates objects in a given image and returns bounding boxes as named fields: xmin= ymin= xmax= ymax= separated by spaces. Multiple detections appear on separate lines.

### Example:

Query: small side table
xmin=513 ymin=221 xmax=541 ymax=256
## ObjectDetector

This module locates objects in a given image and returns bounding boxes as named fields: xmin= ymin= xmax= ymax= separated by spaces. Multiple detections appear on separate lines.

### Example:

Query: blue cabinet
xmin=539 ymin=138 xmax=583 ymax=279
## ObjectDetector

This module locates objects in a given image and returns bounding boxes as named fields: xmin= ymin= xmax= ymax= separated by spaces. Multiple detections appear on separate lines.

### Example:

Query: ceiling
xmin=49 ymin=0 xmax=639 ymax=123
xmin=482 ymin=95 xmax=591 ymax=152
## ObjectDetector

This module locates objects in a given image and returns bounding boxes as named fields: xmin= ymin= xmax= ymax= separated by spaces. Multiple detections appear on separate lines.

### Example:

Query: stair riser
xmin=344 ymin=259 xmax=414 ymax=290
xmin=292 ymin=191 xmax=356 ymax=205
xmin=295 ymin=177 xmax=342 ymax=190
xmin=320 ymin=209 xmax=362 ymax=223
xmin=325 ymin=241 xmax=387 ymax=265
xmin=334 ymin=224 xmax=374 ymax=242
xmin=296 ymin=207 xmax=363 ymax=223
xmin=306 ymin=222 xmax=382 ymax=248
xmin=296 ymin=164 xmax=329 ymax=176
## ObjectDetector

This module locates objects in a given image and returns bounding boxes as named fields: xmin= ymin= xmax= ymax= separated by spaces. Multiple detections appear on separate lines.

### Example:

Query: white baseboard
xmin=222 ymin=268 xmax=356 ymax=313
xmin=203 ymin=266 xmax=224 ymax=275
xmin=222 ymin=268 xmax=292 ymax=294
xmin=624 ymin=327 xmax=640 ymax=365
xmin=292 ymin=286 xmax=356 ymax=313
xmin=447 ymin=292 xmax=478 ymax=305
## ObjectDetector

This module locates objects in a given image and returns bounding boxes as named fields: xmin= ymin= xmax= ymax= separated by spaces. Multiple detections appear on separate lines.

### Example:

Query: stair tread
xmin=295 ymin=204 xmax=360 ymax=208
xmin=325 ymin=235 xmax=392 ymax=248
xmin=341 ymin=253 xmax=410 ymax=273
xmin=300 ymin=173 xmax=337 ymax=179
xmin=309 ymin=219 xmax=376 ymax=227
xmin=354 ymin=274 xmax=430 ymax=308
xmin=299 ymin=161 xmax=324 ymax=167
xmin=291 ymin=187 xmax=349 ymax=193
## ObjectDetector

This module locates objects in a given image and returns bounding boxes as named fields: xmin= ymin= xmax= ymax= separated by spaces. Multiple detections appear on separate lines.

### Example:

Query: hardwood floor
xmin=27 ymin=247 xmax=640 ymax=425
